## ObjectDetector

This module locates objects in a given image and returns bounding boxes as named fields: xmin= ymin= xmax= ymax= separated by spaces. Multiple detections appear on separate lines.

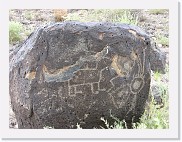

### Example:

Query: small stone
xmin=158 ymin=44 xmax=162 ymax=48
xmin=150 ymin=41 xmax=167 ymax=74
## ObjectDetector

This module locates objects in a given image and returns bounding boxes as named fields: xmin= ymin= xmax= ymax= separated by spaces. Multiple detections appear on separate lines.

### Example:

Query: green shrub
xmin=137 ymin=96 xmax=169 ymax=129
xmin=156 ymin=35 xmax=169 ymax=46
xmin=66 ymin=9 xmax=138 ymax=25
xmin=9 ymin=21 xmax=23 ymax=44
xmin=100 ymin=117 xmax=124 ymax=129
xmin=24 ymin=11 xmax=34 ymax=20
xmin=99 ymin=97 xmax=169 ymax=129
xmin=115 ymin=10 xmax=138 ymax=25
xmin=148 ymin=9 xmax=167 ymax=15
xmin=153 ymin=71 xmax=162 ymax=82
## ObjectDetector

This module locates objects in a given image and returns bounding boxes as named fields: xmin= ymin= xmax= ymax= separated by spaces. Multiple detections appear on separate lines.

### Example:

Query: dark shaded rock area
xmin=150 ymin=42 xmax=166 ymax=74
xmin=10 ymin=21 xmax=162 ymax=129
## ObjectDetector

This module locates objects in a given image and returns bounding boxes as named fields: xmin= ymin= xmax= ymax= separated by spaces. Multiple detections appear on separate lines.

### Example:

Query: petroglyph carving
xmin=10 ymin=22 xmax=153 ymax=129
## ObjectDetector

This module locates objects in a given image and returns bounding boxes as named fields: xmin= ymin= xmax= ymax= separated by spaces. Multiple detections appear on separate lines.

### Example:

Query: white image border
xmin=0 ymin=0 xmax=179 ymax=139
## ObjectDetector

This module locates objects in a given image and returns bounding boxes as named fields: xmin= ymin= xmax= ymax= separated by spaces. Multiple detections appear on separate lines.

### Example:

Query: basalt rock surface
xmin=9 ymin=22 xmax=153 ymax=129
xmin=150 ymin=42 xmax=167 ymax=74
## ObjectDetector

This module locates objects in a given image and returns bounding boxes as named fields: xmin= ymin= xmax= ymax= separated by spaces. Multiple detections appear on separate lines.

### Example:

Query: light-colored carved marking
xmin=43 ymin=64 xmax=71 ymax=74
xmin=111 ymin=55 xmax=124 ymax=77
xmin=68 ymin=80 xmax=75 ymax=97
xmin=98 ymin=68 xmax=110 ymax=91
xmin=98 ymin=85 xmax=106 ymax=91
xmin=116 ymin=90 xmax=130 ymax=109
xmin=56 ymin=107 xmax=63 ymax=112
xmin=113 ymin=55 xmax=134 ymax=77
xmin=75 ymin=90 xmax=83 ymax=94
xmin=67 ymin=103 xmax=74 ymax=108
xmin=99 ymin=32 xmax=104 ymax=40
xmin=37 ymin=88 xmax=48 ymax=97
xmin=25 ymin=71 xmax=36 ymax=80
xmin=128 ymin=30 xmax=145 ymax=41
xmin=128 ymin=29 xmax=137 ymax=36
xmin=138 ymin=55 xmax=143 ymax=75
xmin=43 ymin=62 xmax=82 ymax=82
xmin=133 ymin=80 xmax=142 ymax=90
xmin=58 ymin=86 xmax=63 ymax=96
xmin=118 ymin=94 xmax=130 ymax=108
xmin=134 ymin=49 xmax=146 ymax=76
xmin=94 ymin=45 xmax=109 ymax=59
xmin=130 ymin=51 xmax=138 ymax=60
xmin=94 ymin=48 xmax=104 ymax=59
xmin=84 ymin=114 xmax=89 ymax=119
xmin=123 ymin=62 xmax=129 ymax=69
xmin=98 ymin=68 xmax=104 ymax=88
xmin=74 ymin=31 xmax=82 ymax=35
xmin=130 ymin=77 xmax=144 ymax=94
xmin=142 ymin=49 xmax=146 ymax=74
xmin=107 ymin=83 xmax=117 ymax=94
xmin=117 ymin=90 xmax=128 ymax=97
xmin=133 ymin=51 xmax=142 ymax=75
xmin=108 ymin=84 xmax=131 ymax=109
xmin=94 ymin=51 xmax=102 ymax=59
xmin=124 ymin=94 xmax=137 ymax=117
xmin=107 ymin=86 xmax=114 ymax=94
xmin=117 ymin=101 xmax=125 ymax=109
xmin=95 ymin=61 xmax=98 ymax=69
xmin=68 ymin=86 xmax=76 ymax=97
xmin=91 ymin=83 xmax=94 ymax=94
xmin=69 ymin=82 xmax=97 ymax=87
xmin=109 ymin=94 xmax=119 ymax=109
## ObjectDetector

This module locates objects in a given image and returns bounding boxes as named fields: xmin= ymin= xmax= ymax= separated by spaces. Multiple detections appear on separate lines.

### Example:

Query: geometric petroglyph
xmin=130 ymin=77 xmax=144 ymax=94
xmin=9 ymin=21 xmax=152 ymax=129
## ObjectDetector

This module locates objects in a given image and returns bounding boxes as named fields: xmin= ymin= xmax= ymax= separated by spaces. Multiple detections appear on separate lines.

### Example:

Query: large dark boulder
xmin=9 ymin=22 xmax=152 ymax=129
